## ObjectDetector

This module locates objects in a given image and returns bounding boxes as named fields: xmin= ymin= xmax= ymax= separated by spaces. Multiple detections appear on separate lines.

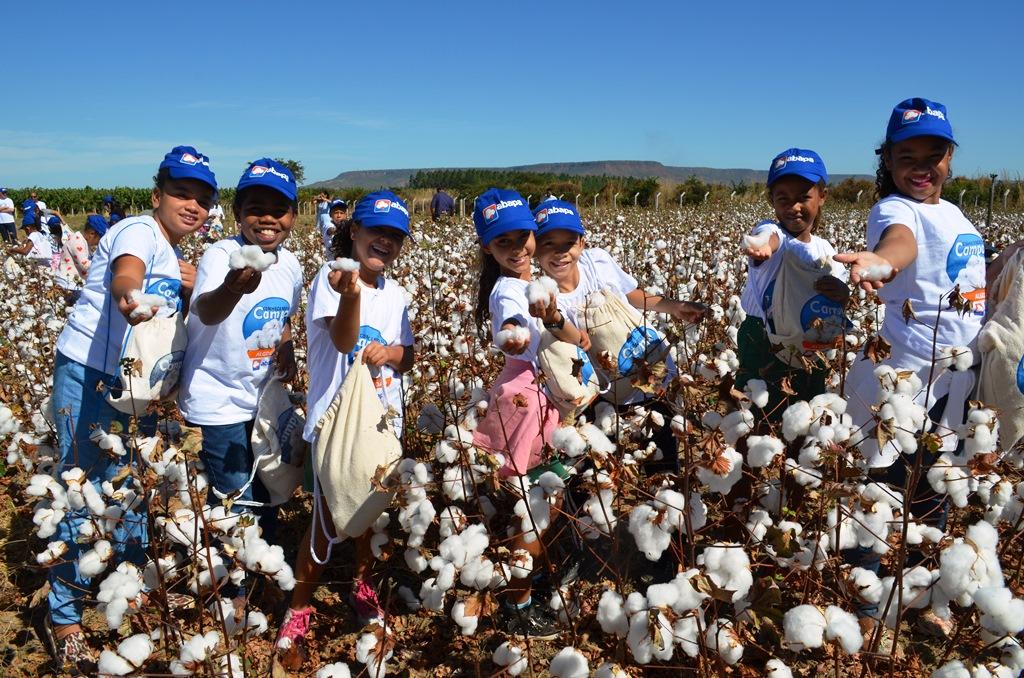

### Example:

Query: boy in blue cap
xmin=179 ymin=158 xmax=303 ymax=544
xmin=735 ymin=148 xmax=848 ymax=420
xmin=47 ymin=145 xmax=217 ymax=672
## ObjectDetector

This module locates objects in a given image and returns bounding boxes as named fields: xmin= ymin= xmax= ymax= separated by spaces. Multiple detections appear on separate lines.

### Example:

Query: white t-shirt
xmin=868 ymin=195 xmax=985 ymax=355
xmin=740 ymin=222 xmax=846 ymax=322
xmin=0 ymin=197 xmax=14 ymax=224
xmin=26 ymin=231 xmax=54 ymax=263
xmin=556 ymin=248 xmax=639 ymax=328
xmin=205 ymin=204 xmax=225 ymax=227
xmin=490 ymin=276 xmax=542 ymax=367
xmin=56 ymin=216 xmax=184 ymax=375
xmin=178 ymin=237 xmax=303 ymax=426
xmin=303 ymin=263 xmax=413 ymax=442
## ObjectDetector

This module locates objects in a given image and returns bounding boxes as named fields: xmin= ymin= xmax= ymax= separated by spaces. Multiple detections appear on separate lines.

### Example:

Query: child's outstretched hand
xmin=496 ymin=322 xmax=531 ymax=355
xmin=669 ymin=300 xmax=710 ymax=324
xmin=528 ymin=292 xmax=560 ymax=324
xmin=815 ymin=275 xmax=851 ymax=304
xmin=223 ymin=267 xmax=261 ymax=295
xmin=118 ymin=294 xmax=160 ymax=326
xmin=743 ymin=243 xmax=774 ymax=261
xmin=833 ymin=251 xmax=897 ymax=292
xmin=328 ymin=269 xmax=360 ymax=297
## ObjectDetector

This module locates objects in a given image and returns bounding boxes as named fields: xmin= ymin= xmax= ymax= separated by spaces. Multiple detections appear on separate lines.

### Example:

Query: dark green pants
xmin=735 ymin=315 xmax=827 ymax=422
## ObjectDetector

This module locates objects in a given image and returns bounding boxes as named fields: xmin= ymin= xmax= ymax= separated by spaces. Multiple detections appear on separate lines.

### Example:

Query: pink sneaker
xmin=348 ymin=579 xmax=383 ymax=625
xmin=275 ymin=606 xmax=313 ymax=650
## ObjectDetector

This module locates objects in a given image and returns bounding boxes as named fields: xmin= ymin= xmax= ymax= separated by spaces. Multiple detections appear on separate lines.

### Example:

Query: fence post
xmin=654 ymin=192 xmax=660 ymax=210
xmin=574 ymin=193 xmax=580 ymax=207
xmin=613 ymin=192 xmax=620 ymax=208
xmin=593 ymin=193 xmax=599 ymax=209
xmin=1003 ymin=188 xmax=1010 ymax=210
xmin=986 ymin=174 xmax=998 ymax=227
xmin=678 ymin=192 xmax=685 ymax=207
xmin=958 ymin=188 xmax=967 ymax=205
xmin=633 ymin=192 xmax=640 ymax=207
xmin=856 ymin=189 xmax=863 ymax=203
xmin=703 ymin=191 xmax=710 ymax=203
xmin=527 ymin=194 xmax=532 ymax=206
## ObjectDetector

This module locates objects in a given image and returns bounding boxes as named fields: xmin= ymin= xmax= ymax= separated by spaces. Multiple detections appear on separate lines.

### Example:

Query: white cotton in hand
xmin=741 ymin=231 xmax=771 ymax=250
xmin=858 ymin=262 xmax=893 ymax=282
xmin=127 ymin=290 xmax=169 ymax=319
xmin=330 ymin=257 xmax=361 ymax=272
xmin=526 ymin=277 xmax=559 ymax=306
xmin=229 ymin=244 xmax=277 ymax=272
xmin=495 ymin=326 xmax=530 ymax=350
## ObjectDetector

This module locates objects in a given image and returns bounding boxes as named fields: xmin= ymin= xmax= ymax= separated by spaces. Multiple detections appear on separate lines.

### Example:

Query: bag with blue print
xmin=978 ymin=247 xmax=1024 ymax=449
xmin=252 ymin=376 xmax=306 ymax=506
xmin=537 ymin=328 xmax=601 ymax=419
xmin=582 ymin=288 xmax=670 ymax=406
xmin=106 ymin=311 xmax=188 ymax=415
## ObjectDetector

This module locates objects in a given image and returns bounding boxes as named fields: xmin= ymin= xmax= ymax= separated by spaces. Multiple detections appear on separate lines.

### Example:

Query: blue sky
xmin=5 ymin=0 xmax=1022 ymax=187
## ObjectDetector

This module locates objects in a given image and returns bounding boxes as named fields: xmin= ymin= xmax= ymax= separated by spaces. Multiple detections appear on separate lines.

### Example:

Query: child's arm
xmin=742 ymin=232 xmax=781 ymax=262
xmin=192 ymin=267 xmax=261 ymax=325
xmin=834 ymin=224 xmax=917 ymax=292
xmin=111 ymin=254 xmax=161 ymax=325
xmin=528 ymin=294 xmax=586 ymax=347
xmin=273 ymin=322 xmax=297 ymax=381
xmin=626 ymin=289 xmax=708 ymax=323
xmin=9 ymin=240 xmax=32 ymax=255
xmin=328 ymin=269 xmax=361 ymax=353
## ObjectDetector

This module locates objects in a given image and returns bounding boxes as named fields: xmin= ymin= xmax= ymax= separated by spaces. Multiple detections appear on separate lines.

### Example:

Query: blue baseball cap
xmin=352 ymin=190 xmax=411 ymax=235
xmin=85 ymin=214 xmax=109 ymax=237
xmin=46 ymin=216 xmax=61 ymax=228
xmin=533 ymin=199 xmax=585 ymax=237
xmin=0 ymin=188 xmax=6 ymax=193
xmin=886 ymin=97 xmax=956 ymax=145
xmin=158 ymin=145 xmax=217 ymax=190
xmin=329 ymin=199 xmax=348 ymax=212
xmin=236 ymin=158 xmax=297 ymax=202
xmin=473 ymin=188 xmax=535 ymax=245
xmin=21 ymin=214 xmax=36 ymax=227
xmin=102 ymin=194 xmax=114 ymax=204
xmin=767 ymin=148 xmax=829 ymax=187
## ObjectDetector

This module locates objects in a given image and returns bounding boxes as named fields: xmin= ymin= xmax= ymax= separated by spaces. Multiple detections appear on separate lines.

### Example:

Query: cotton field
xmin=4 ymin=202 xmax=1024 ymax=677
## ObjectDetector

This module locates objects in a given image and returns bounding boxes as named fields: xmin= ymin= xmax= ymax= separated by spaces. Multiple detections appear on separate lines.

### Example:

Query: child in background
xmin=9 ymin=217 xmax=54 ymax=266
xmin=735 ymin=149 xmax=848 ymax=419
xmin=836 ymin=100 xmax=981 ymax=633
xmin=276 ymin=191 xmax=414 ymax=658
xmin=532 ymin=199 xmax=707 ymax=474
xmin=323 ymin=199 xmax=348 ymax=258
xmin=54 ymin=214 xmax=107 ymax=304
xmin=178 ymin=159 xmax=302 ymax=541
xmin=0 ymin=188 xmax=14 ymax=244
xmin=47 ymin=146 xmax=216 ymax=672
xmin=470 ymin=188 xmax=587 ymax=639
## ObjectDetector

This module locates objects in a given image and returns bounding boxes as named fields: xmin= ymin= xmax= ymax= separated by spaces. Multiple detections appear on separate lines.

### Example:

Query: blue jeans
xmin=49 ymin=351 xmax=149 ymax=625
xmin=197 ymin=420 xmax=278 ymax=538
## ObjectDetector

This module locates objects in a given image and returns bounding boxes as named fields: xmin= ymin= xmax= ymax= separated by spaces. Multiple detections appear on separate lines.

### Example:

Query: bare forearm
xmin=193 ymin=284 xmax=244 ymax=325
xmin=330 ymin=293 xmax=361 ymax=353
xmin=873 ymin=225 xmax=918 ymax=271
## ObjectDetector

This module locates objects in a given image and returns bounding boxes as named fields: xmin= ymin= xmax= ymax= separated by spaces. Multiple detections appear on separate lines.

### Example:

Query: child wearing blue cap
xmin=46 ymin=145 xmax=217 ymax=672
xmin=9 ymin=216 xmax=54 ymax=266
xmin=178 ymin=159 xmax=303 ymax=541
xmin=54 ymin=214 xmax=107 ymax=303
xmin=276 ymin=190 xmax=415 ymax=658
xmin=468 ymin=188 xmax=588 ymax=639
xmin=735 ymin=148 xmax=848 ymax=419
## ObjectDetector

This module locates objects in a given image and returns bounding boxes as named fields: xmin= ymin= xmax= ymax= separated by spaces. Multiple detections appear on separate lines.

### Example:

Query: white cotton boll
xmin=673 ymin=613 xmax=702 ymax=657
xmin=824 ymin=606 xmax=863 ymax=654
xmin=317 ymin=663 xmax=352 ymax=678
xmin=786 ymin=458 xmax=823 ymax=488
xmin=781 ymin=401 xmax=813 ymax=441
xmin=744 ymin=379 xmax=769 ymax=409
xmin=932 ymin=661 xmax=971 ymax=678
xmin=628 ymin=503 xmax=672 ymax=561
xmin=701 ymin=410 xmax=723 ymax=431
xmin=927 ymin=453 xmax=971 ymax=508
xmin=765 ymin=658 xmax=794 ymax=677
xmin=695 ymin=447 xmax=743 ymax=494
xmin=171 ymin=631 xmax=220 ymax=675
xmin=700 ymin=543 xmax=752 ymax=602
xmin=783 ymin=605 xmax=826 ymax=651
xmin=597 ymin=590 xmax=629 ymax=637
xmin=33 ymin=506 xmax=64 ymax=539
xmin=704 ymin=618 xmax=743 ymax=665
xmin=495 ymin=326 xmax=531 ymax=350
xmin=720 ymin=409 xmax=753 ymax=445
xmin=230 ymin=245 xmax=277 ymax=272
xmin=975 ymin=587 xmax=1024 ymax=635
xmin=36 ymin=540 xmax=68 ymax=565
xmin=938 ymin=345 xmax=974 ymax=372
xmin=746 ymin=435 xmax=784 ymax=468
xmin=405 ymin=548 xmax=428 ymax=573
xmin=859 ymin=262 xmax=893 ymax=282
xmin=79 ymin=539 xmax=114 ymax=578
xmin=419 ymin=578 xmax=446 ymax=611
xmin=89 ymin=428 xmax=125 ymax=457
xmin=508 ymin=549 xmax=533 ymax=579
xmin=451 ymin=599 xmax=479 ymax=635
xmin=741 ymin=231 xmax=771 ymax=250
xmin=434 ymin=440 xmax=459 ymax=464
xmin=116 ymin=633 xmax=153 ymax=667
xmin=526 ymin=277 xmax=558 ymax=306
xmin=438 ymin=506 xmax=466 ymax=537
xmin=552 ymin=426 xmax=587 ymax=457
xmin=355 ymin=623 xmax=393 ymax=678
xmin=848 ymin=567 xmax=883 ymax=605
xmin=579 ymin=423 xmax=616 ymax=455
xmin=98 ymin=651 xmax=135 ymax=675
xmin=627 ymin=608 xmax=674 ymax=664
xmin=549 ymin=647 xmax=589 ymax=678
xmin=595 ymin=662 xmax=629 ymax=678
xmin=329 ymin=257 xmax=361 ymax=272
xmin=127 ymin=290 xmax=169 ymax=319
xmin=492 ymin=642 xmax=527 ymax=676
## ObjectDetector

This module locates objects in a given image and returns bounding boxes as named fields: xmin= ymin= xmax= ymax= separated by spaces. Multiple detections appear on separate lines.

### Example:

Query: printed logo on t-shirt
xmin=242 ymin=297 xmax=291 ymax=371
xmin=145 ymin=278 xmax=183 ymax=312
xmin=150 ymin=350 xmax=185 ymax=397
xmin=577 ymin=346 xmax=595 ymax=385
xmin=945 ymin=234 xmax=986 ymax=316
xmin=349 ymin=325 xmax=393 ymax=391
xmin=618 ymin=326 xmax=663 ymax=374
xmin=1017 ymin=355 xmax=1024 ymax=395
xmin=799 ymin=294 xmax=850 ymax=349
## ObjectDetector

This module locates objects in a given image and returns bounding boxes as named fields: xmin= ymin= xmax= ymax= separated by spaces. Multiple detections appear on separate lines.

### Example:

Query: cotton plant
xmin=628 ymin=488 xmax=707 ymax=561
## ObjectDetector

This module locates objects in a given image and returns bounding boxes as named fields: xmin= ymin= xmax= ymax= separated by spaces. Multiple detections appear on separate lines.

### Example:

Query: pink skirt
xmin=473 ymin=358 xmax=559 ymax=477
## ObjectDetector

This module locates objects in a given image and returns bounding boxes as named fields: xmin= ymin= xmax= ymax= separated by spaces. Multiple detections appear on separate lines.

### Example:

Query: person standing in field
xmin=430 ymin=187 xmax=455 ymax=221
xmin=0 ymin=188 xmax=14 ymax=243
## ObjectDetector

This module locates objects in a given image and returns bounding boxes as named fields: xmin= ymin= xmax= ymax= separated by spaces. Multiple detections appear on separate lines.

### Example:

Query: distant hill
xmin=307 ymin=160 xmax=870 ymax=189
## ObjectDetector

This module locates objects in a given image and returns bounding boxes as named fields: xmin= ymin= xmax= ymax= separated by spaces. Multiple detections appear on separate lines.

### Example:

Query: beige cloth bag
xmin=978 ymin=249 xmax=1024 ymax=449
xmin=582 ymin=289 xmax=669 ymax=405
xmin=251 ymin=377 xmax=306 ymax=507
xmin=536 ymin=328 xmax=600 ymax=419
xmin=767 ymin=248 xmax=847 ymax=367
xmin=313 ymin=354 xmax=402 ymax=539
xmin=107 ymin=313 xmax=188 ymax=415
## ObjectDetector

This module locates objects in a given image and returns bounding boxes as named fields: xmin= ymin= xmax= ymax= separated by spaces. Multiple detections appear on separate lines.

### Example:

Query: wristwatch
xmin=544 ymin=312 xmax=566 ymax=331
